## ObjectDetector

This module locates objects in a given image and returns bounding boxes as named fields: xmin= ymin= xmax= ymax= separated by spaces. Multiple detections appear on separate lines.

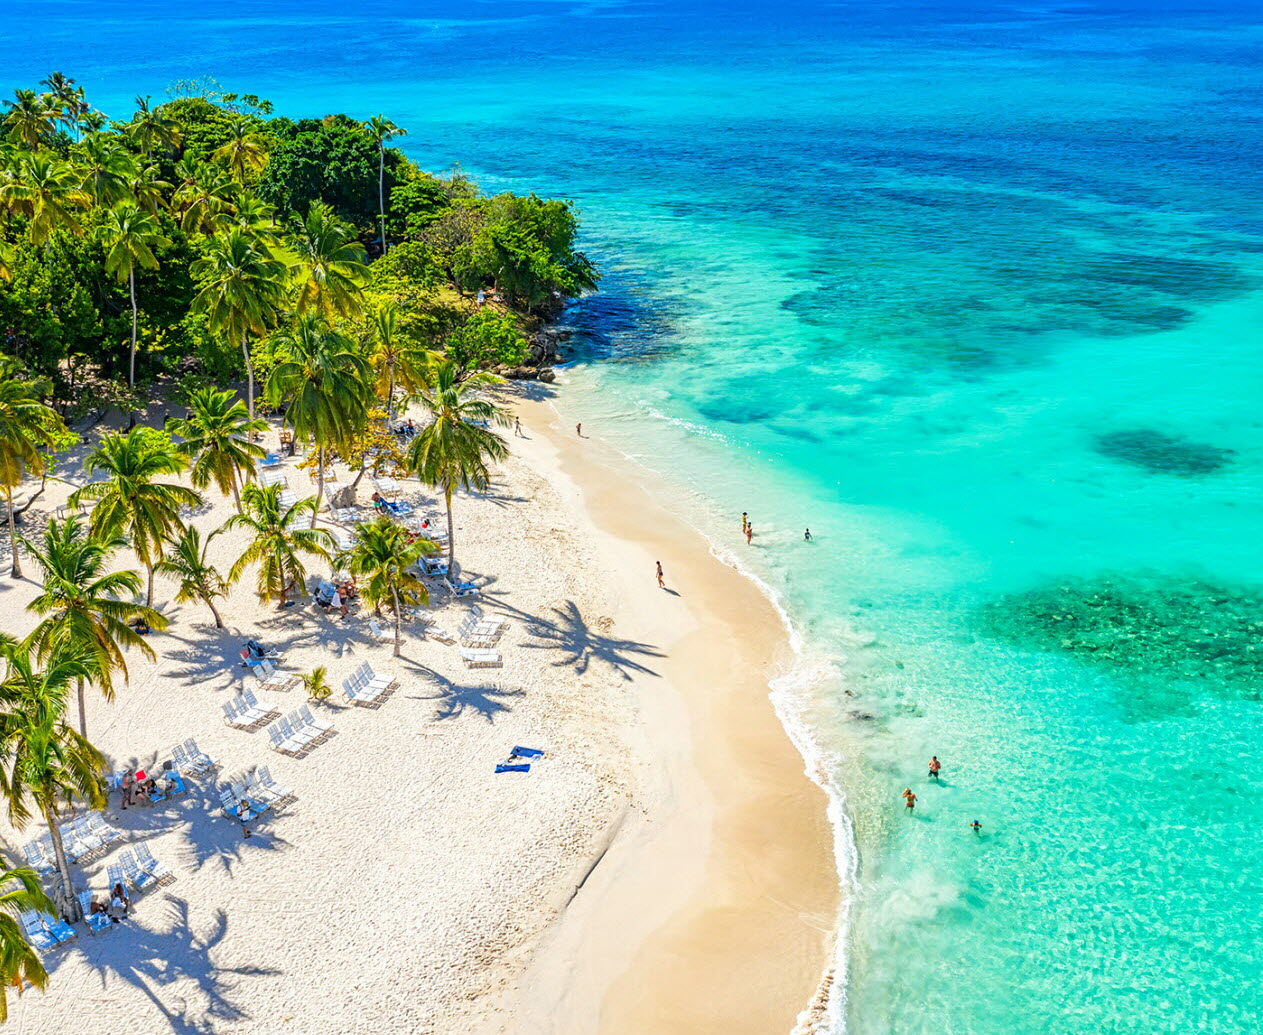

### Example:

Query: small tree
xmin=156 ymin=526 xmax=228 ymax=628
xmin=300 ymin=666 xmax=332 ymax=702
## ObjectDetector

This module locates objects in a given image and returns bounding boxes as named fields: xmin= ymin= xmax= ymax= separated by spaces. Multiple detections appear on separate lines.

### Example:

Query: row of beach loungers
xmin=219 ymin=766 xmax=295 ymax=821
xmin=107 ymin=843 xmax=175 ymax=894
xmin=266 ymin=706 xmax=335 ymax=756
xmin=21 ymin=813 xmax=123 ymax=874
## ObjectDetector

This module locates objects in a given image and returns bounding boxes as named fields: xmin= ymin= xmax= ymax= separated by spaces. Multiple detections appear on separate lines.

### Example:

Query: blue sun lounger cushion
xmin=495 ymin=763 xmax=531 ymax=774
xmin=511 ymin=746 xmax=544 ymax=758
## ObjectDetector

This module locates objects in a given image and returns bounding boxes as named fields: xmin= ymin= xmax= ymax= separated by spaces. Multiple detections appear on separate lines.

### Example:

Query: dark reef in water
xmin=977 ymin=575 xmax=1263 ymax=699
xmin=1095 ymin=429 xmax=1235 ymax=475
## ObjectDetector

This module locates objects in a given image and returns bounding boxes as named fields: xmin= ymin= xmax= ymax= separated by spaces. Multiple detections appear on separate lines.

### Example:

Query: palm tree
xmin=0 ymin=367 xmax=63 ymax=578
xmin=99 ymin=201 xmax=171 ymax=389
xmin=191 ymin=228 xmax=287 ymax=417
xmin=0 ymin=152 xmax=91 ymax=246
xmin=0 ymin=865 xmax=56 ymax=1021
xmin=338 ymin=516 xmax=435 ymax=656
xmin=173 ymin=160 xmax=237 ymax=234
xmin=0 ymin=639 xmax=106 ymax=923
xmin=286 ymin=202 xmax=369 ymax=319
xmin=20 ymin=515 xmax=164 ymax=735
xmin=125 ymin=95 xmax=181 ymax=158
xmin=265 ymin=314 xmax=372 ymax=520
xmin=78 ymin=110 xmax=107 ymax=136
xmin=364 ymin=300 xmax=432 ymax=419
xmin=226 ymin=483 xmax=333 ymax=608
xmin=407 ymin=360 xmax=509 ymax=572
xmin=366 ymin=115 xmax=405 ymax=253
xmin=167 ymin=386 xmax=266 ymax=510
xmin=41 ymin=71 xmax=85 ymax=142
xmin=76 ymin=133 xmax=138 ymax=207
xmin=69 ymin=428 xmax=200 ymax=605
xmin=126 ymin=162 xmax=172 ymax=218
xmin=2 ymin=90 xmax=58 ymax=150
xmin=156 ymin=526 xmax=228 ymax=628
xmin=212 ymin=118 xmax=268 ymax=183
xmin=0 ymin=242 xmax=12 ymax=283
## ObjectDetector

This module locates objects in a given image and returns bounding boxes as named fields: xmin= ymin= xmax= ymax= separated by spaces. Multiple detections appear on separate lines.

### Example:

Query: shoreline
xmin=504 ymin=388 xmax=840 ymax=1034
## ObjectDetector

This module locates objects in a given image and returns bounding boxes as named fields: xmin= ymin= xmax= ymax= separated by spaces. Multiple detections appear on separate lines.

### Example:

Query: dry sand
xmin=2 ymin=387 xmax=836 ymax=1035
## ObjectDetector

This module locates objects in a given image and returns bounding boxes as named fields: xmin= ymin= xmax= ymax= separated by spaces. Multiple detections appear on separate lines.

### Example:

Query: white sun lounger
xmin=460 ymin=648 xmax=503 ymax=668
xmin=79 ymin=891 xmax=111 ymax=934
xmin=256 ymin=766 xmax=294 ymax=802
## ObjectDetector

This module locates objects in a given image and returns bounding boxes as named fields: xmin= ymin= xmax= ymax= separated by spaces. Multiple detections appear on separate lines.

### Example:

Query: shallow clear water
xmin=7 ymin=2 xmax=1263 ymax=1031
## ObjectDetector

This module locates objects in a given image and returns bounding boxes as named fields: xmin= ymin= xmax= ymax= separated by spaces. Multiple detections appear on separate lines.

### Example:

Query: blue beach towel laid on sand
xmin=511 ymin=746 xmax=544 ymax=758
xmin=495 ymin=763 xmax=531 ymax=774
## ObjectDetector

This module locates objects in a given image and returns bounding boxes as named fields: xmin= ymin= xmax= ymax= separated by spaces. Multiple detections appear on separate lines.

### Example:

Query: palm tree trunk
xmin=387 ymin=362 xmax=396 ymax=422
xmin=378 ymin=146 xmax=387 ymax=255
xmin=6 ymin=486 xmax=19 ymax=579
xmin=230 ymin=468 xmax=242 ymax=512
xmin=44 ymin=806 xmax=79 ymax=922
xmin=146 ymin=562 xmax=155 ymax=607
xmin=128 ymin=266 xmax=138 ymax=388
xmin=313 ymin=446 xmax=325 ymax=528
xmin=207 ymin=595 xmax=224 ymax=628
xmin=391 ymin=583 xmax=402 ymax=657
xmin=76 ymin=679 xmax=87 ymax=737
xmin=242 ymin=330 xmax=255 ymax=418
xmin=445 ymin=485 xmax=455 ymax=573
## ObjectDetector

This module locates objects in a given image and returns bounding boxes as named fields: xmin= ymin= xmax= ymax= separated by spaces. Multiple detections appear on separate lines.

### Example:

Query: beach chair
xmin=425 ymin=621 xmax=456 ymax=644
xmin=367 ymin=618 xmax=390 ymax=644
xmin=356 ymin=663 xmax=392 ymax=692
xmin=183 ymin=738 xmax=217 ymax=771
xmin=260 ymin=453 xmax=283 ymax=468
xmin=298 ymin=704 xmax=334 ymax=736
xmin=460 ymin=648 xmax=503 ymax=669
xmin=373 ymin=475 xmax=401 ymax=497
xmin=242 ymin=686 xmax=276 ymax=715
xmin=495 ymin=763 xmax=531 ymax=774
xmin=79 ymin=891 xmax=111 ymax=934
xmin=256 ymin=766 xmax=294 ymax=803
xmin=106 ymin=863 xmax=126 ymax=893
xmin=86 ymin=813 xmax=123 ymax=845
xmin=278 ymin=490 xmax=298 ymax=509
xmin=119 ymin=849 xmax=158 ymax=893
xmin=444 ymin=576 xmax=480 ymax=598
xmin=134 ymin=843 xmax=175 ymax=886
xmin=19 ymin=912 xmax=58 ymax=951
xmin=223 ymin=699 xmax=253 ymax=728
xmin=256 ymin=660 xmax=298 ymax=692
xmin=231 ymin=780 xmax=269 ymax=815
xmin=266 ymin=724 xmax=300 ymax=755
xmin=22 ymin=842 xmax=55 ymax=878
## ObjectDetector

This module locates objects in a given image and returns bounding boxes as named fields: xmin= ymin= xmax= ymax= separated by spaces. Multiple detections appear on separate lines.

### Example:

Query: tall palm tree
xmin=338 ymin=516 xmax=434 ymax=656
xmin=212 ymin=118 xmax=268 ymax=183
xmin=226 ymin=483 xmax=333 ymax=608
xmin=0 ymin=367 xmax=63 ymax=578
xmin=76 ymin=132 xmax=138 ymax=207
xmin=407 ymin=360 xmax=509 ymax=572
xmin=78 ymin=110 xmax=107 ymax=136
xmin=127 ymin=162 xmax=172 ymax=218
xmin=168 ymin=386 xmax=267 ymax=510
xmin=191 ymin=228 xmax=287 ymax=417
xmin=364 ymin=301 xmax=432 ymax=420
xmin=366 ymin=115 xmax=405 ymax=254
xmin=286 ymin=202 xmax=369 ymax=319
xmin=0 ymin=865 xmax=56 ymax=1021
xmin=0 ymin=152 xmax=91 ymax=246
xmin=69 ymin=428 xmax=200 ymax=605
xmin=173 ymin=159 xmax=236 ymax=234
xmin=266 ymin=314 xmax=372 ymax=520
xmin=2 ymin=90 xmax=58 ymax=150
xmin=41 ymin=72 xmax=85 ymax=142
xmin=20 ymin=515 xmax=164 ymax=735
xmin=125 ymin=95 xmax=181 ymax=159
xmin=99 ymin=201 xmax=171 ymax=389
xmin=156 ymin=526 xmax=228 ymax=628
xmin=0 ymin=640 xmax=105 ymax=923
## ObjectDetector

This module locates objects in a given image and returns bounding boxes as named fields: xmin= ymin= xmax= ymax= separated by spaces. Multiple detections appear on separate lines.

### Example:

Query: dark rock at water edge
xmin=1095 ymin=429 xmax=1235 ymax=476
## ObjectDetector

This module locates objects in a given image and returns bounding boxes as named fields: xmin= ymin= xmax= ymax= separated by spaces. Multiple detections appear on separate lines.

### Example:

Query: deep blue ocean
xmin=5 ymin=2 xmax=1263 ymax=1031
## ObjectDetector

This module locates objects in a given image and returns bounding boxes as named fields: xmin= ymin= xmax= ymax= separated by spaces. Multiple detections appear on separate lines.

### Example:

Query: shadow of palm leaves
xmin=519 ymin=600 xmax=662 ymax=680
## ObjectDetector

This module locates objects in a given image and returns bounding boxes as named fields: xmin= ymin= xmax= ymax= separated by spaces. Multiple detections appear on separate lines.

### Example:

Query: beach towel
xmin=511 ymin=747 xmax=544 ymax=758
xmin=495 ymin=763 xmax=531 ymax=774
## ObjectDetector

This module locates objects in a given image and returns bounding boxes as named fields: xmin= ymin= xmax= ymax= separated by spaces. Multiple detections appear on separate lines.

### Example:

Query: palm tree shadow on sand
xmin=412 ymin=668 xmax=524 ymax=722
xmin=515 ymin=600 xmax=663 ymax=681
xmin=76 ymin=894 xmax=282 ymax=1034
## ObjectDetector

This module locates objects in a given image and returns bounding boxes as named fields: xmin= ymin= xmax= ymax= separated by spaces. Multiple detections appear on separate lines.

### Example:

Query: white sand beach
xmin=4 ymin=387 xmax=836 ymax=1035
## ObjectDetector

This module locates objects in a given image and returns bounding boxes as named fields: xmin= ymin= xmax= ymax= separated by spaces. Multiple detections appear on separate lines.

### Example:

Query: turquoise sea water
xmin=6 ymin=2 xmax=1263 ymax=1031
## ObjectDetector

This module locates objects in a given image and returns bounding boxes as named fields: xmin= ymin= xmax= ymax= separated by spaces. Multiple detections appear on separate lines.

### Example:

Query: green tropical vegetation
xmin=337 ymin=515 xmax=436 ymax=656
xmin=225 ymin=483 xmax=333 ymax=606
xmin=0 ymin=864 xmax=56 ymax=1021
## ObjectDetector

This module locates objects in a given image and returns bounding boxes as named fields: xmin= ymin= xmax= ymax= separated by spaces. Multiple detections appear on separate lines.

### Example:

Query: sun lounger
xmin=106 ymin=863 xmax=125 ymax=891
xmin=86 ymin=813 xmax=123 ymax=844
xmin=495 ymin=763 xmax=531 ymax=774
xmin=267 ymin=724 xmax=304 ymax=755
xmin=259 ymin=468 xmax=287 ymax=487
xmin=19 ymin=911 xmax=59 ymax=951
xmin=134 ymin=843 xmax=175 ymax=886
xmin=231 ymin=780 xmax=269 ymax=814
xmin=367 ymin=619 xmax=390 ymax=644
xmin=460 ymin=648 xmax=503 ymax=668
xmin=79 ymin=891 xmax=111 ymax=934
xmin=278 ymin=490 xmax=298 ymax=509
xmin=255 ymin=766 xmax=294 ymax=802
xmin=373 ymin=476 xmax=401 ymax=496
xmin=298 ymin=704 xmax=334 ymax=735
xmin=444 ymin=576 xmax=480 ymax=598
xmin=260 ymin=453 xmax=283 ymax=468
xmin=22 ymin=842 xmax=55 ymax=877
xmin=242 ymin=687 xmax=275 ymax=714
xmin=119 ymin=850 xmax=158 ymax=893
xmin=182 ymin=738 xmax=216 ymax=772
xmin=255 ymin=660 xmax=299 ymax=692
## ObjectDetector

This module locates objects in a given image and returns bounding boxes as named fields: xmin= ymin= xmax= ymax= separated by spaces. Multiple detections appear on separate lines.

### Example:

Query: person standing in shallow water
xmin=741 ymin=512 xmax=748 ymax=533
xmin=804 ymin=528 xmax=812 ymax=541
xmin=576 ymin=423 xmax=582 ymax=437
xmin=969 ymin=820 xmax=983 ymax=834
xmin=928 ymin=756 xmax=941 ymax=781
xmin=745 ymin=523 xmax=753 ymax=545
xmin=902 ymin=788 xmax=917 ymax=812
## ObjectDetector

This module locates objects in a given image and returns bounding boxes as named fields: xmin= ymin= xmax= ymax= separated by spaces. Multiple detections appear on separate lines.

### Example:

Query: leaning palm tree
xmin=0 ymin=865 xmax=56 ymax=1021
xmin=266 ymin=314 xmax=372 ymax=520
xmin=0 ymin=640 xmax=106 ymax=923
xmin=366 ymin=115 xmax=405 ymax=253
xmin=20 ymin=515 xmax=164 ymax=735
xmin=338 ymin=516 xmax=434 ymax=657
xmin=407 ymin=360 xmax=510 ymax=572
xmin=168 ymin=386 xmax=266 ymax=510
xmin=226 ymin=483 xmax=333 ymax=608
xmin=99 ymin=201 xmax=171 ymax=389
xmin=191 ymin=228 xmax=288 ymax=417
xmin=156 ymin=526 xmax=228 ymax=628
xmin=42 ymin=71 xmax=85 ymax=142
xmin=0 ymin=367 xmax=63 ymax=578
xmin=0 ymin=152 xmax=91 ymax=246
xmin=212 ymin=118 xmax=268 ymax=183
xmin=364 ymin=301 xmax=433 ymax=420
xmin=69 ymin=428 xmax=200 ymax=605
xmin=285 ymin=202 xmax=369 ymax=320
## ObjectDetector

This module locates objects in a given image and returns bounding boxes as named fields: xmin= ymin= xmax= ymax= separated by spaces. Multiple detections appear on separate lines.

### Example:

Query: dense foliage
xmin=0 ymin=75 xmax=598 ymax=411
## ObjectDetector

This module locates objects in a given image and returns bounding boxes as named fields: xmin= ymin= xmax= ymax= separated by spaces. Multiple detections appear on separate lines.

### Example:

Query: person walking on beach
xmin=969 ymin=819 xmax=983 ymax=835
xmin=576 ymin=423 xmax=582 ymax=437
xmin=902 ymin=788 xmax=917 ymax=813
xmin=928 ymin=756 xmax=942 ymax=781
xmin=804 ymin=528 xmax=812 ymax=541
xmin=745 ymin=523 xmax=753 ymax=545
xmin=656 ymin=561 xmax=665 ymax=589
xmin=515 ymin=416 xmax=523 ymax=437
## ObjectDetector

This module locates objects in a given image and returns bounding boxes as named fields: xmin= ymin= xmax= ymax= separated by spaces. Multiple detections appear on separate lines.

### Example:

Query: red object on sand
xmin=135 ymin=770 xmax=146 ymax=782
